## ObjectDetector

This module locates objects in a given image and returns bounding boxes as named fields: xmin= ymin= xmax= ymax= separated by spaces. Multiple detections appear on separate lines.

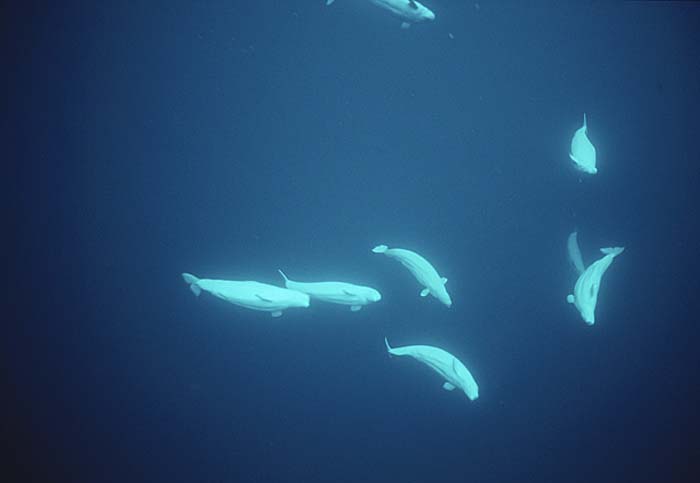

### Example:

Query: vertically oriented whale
xmin=384 ymin=338 xmax=479 ymax=401
xmin=567 ymin=231 xmax=586 ymax=275
xmin=372 ymin=244 xmax=452 ymax=307
xmin=277 ymin=269 xmax=381 ymax=312
xmin=326 ymin=0 xmax=436 ymax=29
xmin=569 ymin=113 xmax=597 ymax=174
xmin=567 ymin=246 xmax=625 ymax=325
xmin=182 ymin=273 xmax=310 ymax=317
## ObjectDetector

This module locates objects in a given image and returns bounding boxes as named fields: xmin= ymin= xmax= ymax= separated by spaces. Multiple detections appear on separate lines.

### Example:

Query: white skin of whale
xmin=567 ymin=247 xmax=624 ymax=325
xmin=567 ymin=231 xmax=585 ymax=275
xmin=182 ymin=273 xmax=310 ymax=317
xmin=569 ymin=113 xmax=597 ymax=174
xmin=325 ymin=0 xmax=435 ymax=27
xmin=372 ymin=245 xmax=452 ymax=307
xmin=385 ymin=338 xmax=479 ymax=401
xmin=278 ymin=270 xmax=381 ymax=311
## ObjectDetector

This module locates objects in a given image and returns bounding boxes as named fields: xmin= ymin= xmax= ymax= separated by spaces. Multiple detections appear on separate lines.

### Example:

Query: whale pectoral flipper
xmin=401 ymin=22 xmax=411 ymax=29
xmin=256 ymin=294 xmax=274 ymax=303
xmin=567 ymin=294 xmax=575 ymax=304
xmin=271 ymin=311 xmax=283 ymax=318
xmin=441 ymin=277 xmax=448 ymax=285
xmin=443 ymin=382 xmax=456 ymax=391
xmin=420 ymin=288 xmax=430 ymax=297
xmin=350 ymin=305 xmax=362 ymax=312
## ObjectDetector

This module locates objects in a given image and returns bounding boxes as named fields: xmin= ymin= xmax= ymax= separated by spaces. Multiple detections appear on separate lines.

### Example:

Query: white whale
xmin=384 ymin=338 xmax=479 ymax=401
xmin=326 ymin=0 xmax=435 ymax=29
xmin=182 ymin=273 xmax=310 ymax=317
xmin=567 ymin=246 xmax=625 ymax=325
xmin=567 ymin=231 xmax=585 ymax=275
xmin=372 ymin=244 xmax=452 ymax=307
xmin=277 ymin=269 xmax=381 ymax=312
xmin=569 ymin=113 xmax=597 ymax=174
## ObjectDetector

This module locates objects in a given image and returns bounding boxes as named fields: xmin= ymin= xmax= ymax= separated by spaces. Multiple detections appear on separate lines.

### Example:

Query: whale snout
xmin=425 ymin=10 xmax=435 ymax=21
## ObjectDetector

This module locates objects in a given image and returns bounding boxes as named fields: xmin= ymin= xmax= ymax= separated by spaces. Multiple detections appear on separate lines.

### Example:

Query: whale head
xmin=290 ymin=291 xmax=311 ymax=308
xmin=435 ymin=286 xmax=452 ymax=307
xmin=367 ymin=288 xmax=382 ymax=303
xmin=422 ymin=8 xmax=436 ymax=22
xmin=406 ymin=1 xmax=435 ymax=22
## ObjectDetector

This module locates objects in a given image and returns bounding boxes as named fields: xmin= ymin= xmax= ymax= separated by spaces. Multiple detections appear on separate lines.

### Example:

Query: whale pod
xmin=372 ymin=244 xmax=452 ymax=307
xmin=385 ymin=337 xmax=479 ymax=401
xmin=277 ymin=269 xmax=381 ymax=311
xmin=182 ymin=273 xmax=310 ymax=317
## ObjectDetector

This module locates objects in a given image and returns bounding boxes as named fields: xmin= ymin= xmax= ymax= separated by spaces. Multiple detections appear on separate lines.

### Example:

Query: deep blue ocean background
xmin=8 ymin=2 xmax=700 ymax=482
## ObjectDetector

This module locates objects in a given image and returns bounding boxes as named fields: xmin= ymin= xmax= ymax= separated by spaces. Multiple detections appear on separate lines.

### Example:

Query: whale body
xmin=567 ymin=247 xmax=624 ymax=325
xmin=277 ymin=269 xmax=381 ymax=312
xmin=384 ymin=338 xmax=479 ymax=401
xmin=569 ymin=113 xmax=597 ymax=174
xmin=326 ymin=0 xmax=435 ymax=29
xmin=372 ymin=244 xmax=452 ymax=307
xmin=182 ymin=273 xmax=310 ymax=317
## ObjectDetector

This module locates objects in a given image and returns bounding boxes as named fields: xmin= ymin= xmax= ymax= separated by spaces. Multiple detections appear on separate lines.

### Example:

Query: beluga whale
xmin=384 ymin=338 xmax=479 ymax=401
xmin=372 ymin=244 xmax=452 ymax=307
xmin=565 ymin=234 xmax=625 ymax=325
xmin=277 ymin=269 xmax=381 ymax=312
xmin=182 ymin=273 xmax=310 ymax=317
xmin=569 ymin=113 xmax=597 ymax=174
xmin=325 ymin=0 xmax=436 ymax=29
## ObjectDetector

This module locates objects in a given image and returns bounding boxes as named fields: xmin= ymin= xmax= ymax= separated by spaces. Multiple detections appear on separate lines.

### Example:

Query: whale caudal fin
xmin=182 ymin=273 xmax=201 ymax=297
xmin=600 ymin=247 xmax=625 ymax=257
xmin=277 ymin=269 xmax=290 ymax=284
xmin=372 ymin=244 xmax=389 ymax=254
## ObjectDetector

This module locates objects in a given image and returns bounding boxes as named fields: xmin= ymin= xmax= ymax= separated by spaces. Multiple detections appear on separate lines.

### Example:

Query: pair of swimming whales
xmin=182 ymin=244 xmax=479 ymax=400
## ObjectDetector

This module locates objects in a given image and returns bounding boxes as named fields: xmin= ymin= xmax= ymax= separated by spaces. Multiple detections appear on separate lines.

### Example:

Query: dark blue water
xmin=9 ymin=2 xmax=699 ymax=482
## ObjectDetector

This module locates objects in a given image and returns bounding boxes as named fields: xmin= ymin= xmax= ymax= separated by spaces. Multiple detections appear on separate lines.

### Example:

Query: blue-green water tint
xmin=8 ymin=2 xmax=700 ymax=482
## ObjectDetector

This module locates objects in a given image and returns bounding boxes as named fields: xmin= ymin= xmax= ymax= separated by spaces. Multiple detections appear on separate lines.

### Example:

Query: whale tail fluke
xmin=277 ymin=269 xmax=290 ymax=284
xmin=600 ymin=246 xmax=625 ymax=257
xmin=182 ymin=273 xmax=202 ymax=297
xmin=372 ymin=244 xmax=389 ymax=254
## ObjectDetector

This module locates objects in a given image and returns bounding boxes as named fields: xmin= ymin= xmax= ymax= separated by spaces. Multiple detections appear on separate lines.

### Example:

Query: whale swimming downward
xmin=372 ymin=244 xmax=452 ymax=307
xmin=566 ymin=237 xmax=625 ymax=325
xmin=385 ymin=338 xmax=479 ymax=401
xmin=277 ymin=269 xmax=381 ymax=312
xmin=569 ymin=113 xmax=597 ymax=174
xmin=182 ymin=273 xmax=310 ymax=317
